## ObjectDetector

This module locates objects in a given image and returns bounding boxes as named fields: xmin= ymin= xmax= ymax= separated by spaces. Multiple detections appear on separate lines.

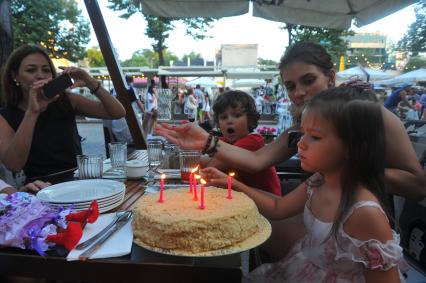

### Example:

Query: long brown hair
xmin=305 ymin=87 xmax=389 ymax=240
xmin=1 ymin=45 xmax=57 ymax=107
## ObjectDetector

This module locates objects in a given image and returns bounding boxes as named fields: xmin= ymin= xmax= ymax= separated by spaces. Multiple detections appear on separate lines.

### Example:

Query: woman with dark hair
xmin=0 ymin=45 xmax=125 ymax=183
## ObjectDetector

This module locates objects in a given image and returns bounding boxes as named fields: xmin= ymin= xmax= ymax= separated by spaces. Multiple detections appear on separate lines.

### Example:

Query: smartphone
xmin=42 ymin=73 xmax=73 ymax=98
xmin=288 ymin=130 xmax=303 ymax=148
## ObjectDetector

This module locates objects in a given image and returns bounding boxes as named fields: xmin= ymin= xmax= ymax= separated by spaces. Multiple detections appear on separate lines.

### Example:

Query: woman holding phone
xmin=0 ymin=45 xmax=126 ymax=184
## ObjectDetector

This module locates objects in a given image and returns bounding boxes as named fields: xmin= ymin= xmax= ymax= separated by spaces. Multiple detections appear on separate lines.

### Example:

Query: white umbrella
xmin=140 ymin=0 xmax=416 ymax=29
xmin=232 ymin=79 xmax=265 ymax=88
xmin=336 ymin=66 xmax=395 ymax=82
xmin=185 ymin=77 xmax=221 ymax=88
xmin=375 ymin=68 xmax=426 ymax=86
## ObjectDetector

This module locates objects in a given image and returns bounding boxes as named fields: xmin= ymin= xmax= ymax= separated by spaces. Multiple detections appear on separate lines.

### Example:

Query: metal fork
xmin=75 ymin=211 xmax=129 ymax=250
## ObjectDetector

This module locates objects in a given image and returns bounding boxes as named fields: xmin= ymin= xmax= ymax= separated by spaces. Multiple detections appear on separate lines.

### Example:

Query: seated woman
xmin=0 ymin=45 xmax=126 ymax=184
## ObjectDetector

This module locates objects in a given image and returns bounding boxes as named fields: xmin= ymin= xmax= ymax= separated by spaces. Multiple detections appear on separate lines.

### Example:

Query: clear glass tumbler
xmin=108 ymin=142 xmax=127 ymax=178
xmin=147 ymin=139 xmax=163 ymax=181
xmin=76 ymin=154 xmax=103 ymax=179
xmin=179 ymin=150 xmax=201 ymax=182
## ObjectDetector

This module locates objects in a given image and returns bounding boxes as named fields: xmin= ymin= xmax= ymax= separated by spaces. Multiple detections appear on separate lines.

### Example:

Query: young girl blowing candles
xmin=201 ymin=86 xmax=407 ymax=283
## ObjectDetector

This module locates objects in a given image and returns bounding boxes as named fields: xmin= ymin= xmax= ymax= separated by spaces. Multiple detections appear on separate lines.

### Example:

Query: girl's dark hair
xmin=1 ymin=45 xmax=57 ymax=107
xmin=305 ymin=86 xmax=388 ymax=240
xmin=147 ymin=84 xmax=156 ymax=94
xmin=213 ymin=90 xmax=259 ymax=132
xmin=279 ymin=41 xmax=334 ymax=75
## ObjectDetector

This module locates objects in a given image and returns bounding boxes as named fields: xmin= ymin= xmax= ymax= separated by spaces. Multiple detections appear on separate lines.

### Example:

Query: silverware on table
xmin=75 ymin=211 xmax=130 ymax=250
xmin=78 ymin=210 xmax=133 ymax=261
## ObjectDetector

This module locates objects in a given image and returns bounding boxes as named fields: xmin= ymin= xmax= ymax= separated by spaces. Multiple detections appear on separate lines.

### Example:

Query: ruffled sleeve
xmin=336 ymin=231 xmax=404 ymax=271
xmin=335 ymin=201 xmax=406 ymax=272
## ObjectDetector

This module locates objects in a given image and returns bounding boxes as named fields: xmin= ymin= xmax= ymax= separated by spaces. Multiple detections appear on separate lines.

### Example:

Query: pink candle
xmin=189 ymin=165 xmax=199 ymax=194
xmin=199 ymin=178 xmax=206 ymax=209
xmin=227 ymin=172 xmax=235 ymax=199
xmin=193 ymin=174 xmax=200 ymax=201
xmin=158 ymin=174 xmax=166 ymax=203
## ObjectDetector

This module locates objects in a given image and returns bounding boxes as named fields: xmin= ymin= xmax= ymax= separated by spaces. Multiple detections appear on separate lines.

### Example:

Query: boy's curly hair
xmin=212 ymin=90 xmax=260 ymax=132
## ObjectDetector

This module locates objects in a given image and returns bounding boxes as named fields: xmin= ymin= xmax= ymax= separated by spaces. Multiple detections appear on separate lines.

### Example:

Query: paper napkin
xmin=67 ymin=212 xmax=133 ymax=261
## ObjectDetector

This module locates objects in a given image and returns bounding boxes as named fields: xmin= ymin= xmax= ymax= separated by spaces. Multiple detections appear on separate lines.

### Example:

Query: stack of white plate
xmin=37 ymin=179 xmax=125 ymax=213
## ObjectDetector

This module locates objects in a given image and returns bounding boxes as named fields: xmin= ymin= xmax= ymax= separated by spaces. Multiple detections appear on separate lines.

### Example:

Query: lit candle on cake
xmin=189 ymin=165 xmax=199 ymax=193
xmin=193 ymin=174 xmax=201 ymax=201
xmin=199 ymin=178 xmax=206 ymax=209
xmin=158 ymin=174 xmax=166 ymax=203
xmin=227 ymin=172 xmax=235 ymax=199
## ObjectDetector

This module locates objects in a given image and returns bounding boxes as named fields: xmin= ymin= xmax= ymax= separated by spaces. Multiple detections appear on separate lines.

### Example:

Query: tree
xmin=282 ymin=24 xmax=354 ymax=65
xmin=0 ymin=0 xmax=13 ymax=68
xmin=86 ymin=46 xmax=105 ymax=67
xmin=258 ymin=58 xmax=278 ymax=69
xmin=398 ymin=0 xmax=426 ymax=55
xmin=404 ymin=56 xmax=426 ymax=72
xmin=181 ymin=51 xmax=203 ymax=65
xmin=122 ymin=48 xmax=178 ymax=67
xmin=108 ymin=0 xmax=215 ymax=87
xmin=11 ymin=0 xmax=90 ymax=61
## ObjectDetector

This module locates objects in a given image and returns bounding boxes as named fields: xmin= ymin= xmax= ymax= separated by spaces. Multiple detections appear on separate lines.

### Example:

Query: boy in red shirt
xmin=201 ymin=90 xmax=281 ymax=196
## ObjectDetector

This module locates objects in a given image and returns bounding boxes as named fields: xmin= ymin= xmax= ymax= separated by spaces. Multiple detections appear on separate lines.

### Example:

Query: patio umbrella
xmin=375 ymin=68 xmax=426 ymax=86
xmin=185 ymin=77 xmax=221 ymax=88
xmin=232 ymin=79 xmax=266 ymax=88
xmin=336 ymin=66 xmax=395 ymax=82
xmin=140 ymin=0 xmax=417 ymax=29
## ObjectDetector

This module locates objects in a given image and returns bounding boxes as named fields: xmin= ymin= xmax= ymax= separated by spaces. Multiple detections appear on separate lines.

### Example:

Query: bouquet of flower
xmin=256 ymin=126 xmax=277 ymax=143
xmin=0 ymin=192 xmax=99 ymax=255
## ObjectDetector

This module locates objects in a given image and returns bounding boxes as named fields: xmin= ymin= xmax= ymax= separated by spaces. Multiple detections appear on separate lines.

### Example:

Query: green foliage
xmin=398 ymin=1 xmax=426 ymax=55
xmin=108 ymin=0 xmax=215 ymax=66
xmin=258 ymin=58 xmax=278 ymax=69
xmin=121 ymin=48 xmax=178 ymax=67
xmin=11 ymin=0 xmax=90 ymax=61
xmin=181 ymin=52 xmax=203 ymax=64
xmin=404 ymin=56 xmax=426 ymax=72
xmin=86 ymin=46 xmax=105 ymax=67
xmin=282 ymin=24 xmax=353 ymax=65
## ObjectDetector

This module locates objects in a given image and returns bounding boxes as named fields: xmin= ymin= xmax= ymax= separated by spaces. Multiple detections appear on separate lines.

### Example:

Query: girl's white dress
xmin=245 ymin=184 xmax=408 ymax=283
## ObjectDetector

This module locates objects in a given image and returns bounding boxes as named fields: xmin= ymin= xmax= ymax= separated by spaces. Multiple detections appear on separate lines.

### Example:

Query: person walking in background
xmin=383 ymin=84 xmax=415 ymax=117
xmin=194 ymin=84 xmax=204 ymax=120
xmin=184 ymin=88 xmax=198 ymax=122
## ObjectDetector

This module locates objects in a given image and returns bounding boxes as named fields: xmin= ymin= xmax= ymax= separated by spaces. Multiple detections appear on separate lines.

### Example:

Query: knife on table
xmin=78 ymin=211 xmax=133 ymax=261
xmin=75 ymin=211 xmax=130 ymax=250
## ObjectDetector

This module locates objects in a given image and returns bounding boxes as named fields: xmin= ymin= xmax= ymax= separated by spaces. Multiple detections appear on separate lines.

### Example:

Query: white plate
xmin=46 ymin=191 xmax=125 ymax=208
xmin=50 ymin=194 xmax=125 ymax=213
xmin=43 ymin=189 xmax=124 ymax=206
xmin=37 ymin=179 xmax=125 ymax=204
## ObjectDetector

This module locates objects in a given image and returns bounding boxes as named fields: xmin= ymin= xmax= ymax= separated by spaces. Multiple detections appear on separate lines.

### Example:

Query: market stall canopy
xmin=232 ymin=79 xmax=266 ymax=88
xmin=375 ymin=68 xmax=426 ymax=86
xmin=336 ymin=66 xmax=395 ymax=82
xmin=185 ymin=77 xmax=222 ymax=88
xmin=226 ymin=70 xmax=278 ymax=80
xmin=140 ymin=0 xmax=417 ymax=29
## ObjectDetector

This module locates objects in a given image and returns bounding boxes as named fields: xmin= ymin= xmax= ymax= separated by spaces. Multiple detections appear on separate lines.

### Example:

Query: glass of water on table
xmin=147 ymin=139 xmax=163 ymax=181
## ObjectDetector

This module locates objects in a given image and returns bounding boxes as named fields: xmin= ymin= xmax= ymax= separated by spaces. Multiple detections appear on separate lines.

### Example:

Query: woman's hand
xmin=28 ymin=79 xmax=59 ymax=114
xmin=200 ymin=167 xmax=229 ymax=188
xmin=19 ymin=180 xmax=51 ymax=194
xmin=59 ymin=66 xmax=98 ymax=91
xmin=155 ymin=122 xmax=209 ymax=150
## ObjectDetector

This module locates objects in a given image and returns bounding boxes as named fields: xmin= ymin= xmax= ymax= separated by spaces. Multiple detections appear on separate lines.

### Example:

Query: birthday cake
xmin=132 ymin=187 xmax=270 ymax=255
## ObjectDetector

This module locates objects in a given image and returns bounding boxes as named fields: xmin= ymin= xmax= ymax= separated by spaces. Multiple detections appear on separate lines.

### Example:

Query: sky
xmin=77 ymin=0 xmax=417 ymax=62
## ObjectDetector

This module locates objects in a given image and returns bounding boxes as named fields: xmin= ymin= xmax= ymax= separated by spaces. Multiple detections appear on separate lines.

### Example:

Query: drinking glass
xmin=147 ymin=139 xmax=163 ymax=180
xmin=108 ymin=142 xmax=127 ymax=178
xmin=179 ymin=150 xmax=201 ymax=182
xmin=76 ymin=154 xmax=103 ymax=179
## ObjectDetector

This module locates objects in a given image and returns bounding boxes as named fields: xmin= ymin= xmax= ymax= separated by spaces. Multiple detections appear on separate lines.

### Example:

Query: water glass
xmin=108 ymin=142 xmax=127 ymax=178
xmin=76 ymin=154 xmax=103 ymax=179
xmin=147 ymin=139 xmax=163 ymax=180
xmin=179 ymin=150 xmax=201 ymax=182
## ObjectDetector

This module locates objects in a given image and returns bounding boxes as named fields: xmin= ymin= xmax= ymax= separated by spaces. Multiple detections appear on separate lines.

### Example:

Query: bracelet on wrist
xmin=90 ymin=81 xmax=101 ymax=94
xmin=205 ymin=135 xmax=219 ymax=157
xmin=201 ymin=133 xmax=213 ymax=155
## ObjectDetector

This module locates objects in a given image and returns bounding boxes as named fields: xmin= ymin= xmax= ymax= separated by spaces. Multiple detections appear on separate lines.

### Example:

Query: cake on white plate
xmin=132 ymin=186 xmax=271 ymax=256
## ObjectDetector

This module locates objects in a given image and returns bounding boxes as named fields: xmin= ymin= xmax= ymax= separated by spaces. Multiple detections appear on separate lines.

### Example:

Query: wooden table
xmin=0 ymin=150 xmax=247 ymax=283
